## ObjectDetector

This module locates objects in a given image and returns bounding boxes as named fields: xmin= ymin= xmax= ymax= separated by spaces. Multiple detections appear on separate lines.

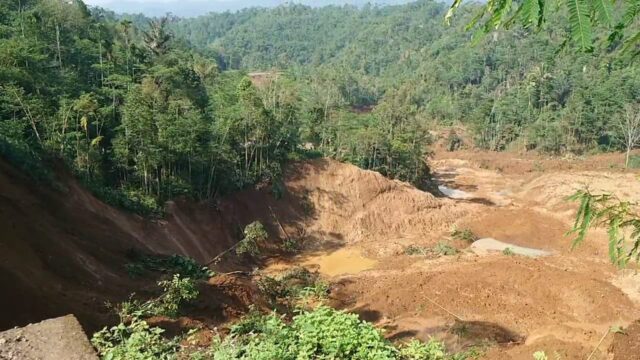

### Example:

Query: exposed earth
xmin=1 ymin=146 xmax=640 ymax=359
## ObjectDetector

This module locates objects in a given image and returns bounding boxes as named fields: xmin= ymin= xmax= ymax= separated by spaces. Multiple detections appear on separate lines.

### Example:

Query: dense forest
xmin=1 ymin=0 xmax=639 ymax=216
xmin=172 ymin=1 xmax=640 ymax=153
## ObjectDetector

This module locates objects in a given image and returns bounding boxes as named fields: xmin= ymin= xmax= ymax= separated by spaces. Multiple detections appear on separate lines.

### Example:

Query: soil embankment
xmin=2 ymin=152 xmax=640 ymax=358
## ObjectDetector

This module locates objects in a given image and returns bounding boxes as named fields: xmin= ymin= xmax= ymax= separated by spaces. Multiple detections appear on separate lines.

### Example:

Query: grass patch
xmin=256 ymin=267 xmax=329 ymax=308
xmin=404 ymin=242 xmax=459 ymax=257
xmin=451 ymin=228 xmax=478 ymax=243
xmin=628 ymin=155 xmax=640 ymax=169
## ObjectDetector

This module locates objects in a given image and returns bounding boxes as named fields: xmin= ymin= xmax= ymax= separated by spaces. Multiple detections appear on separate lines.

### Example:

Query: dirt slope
xmin=282 ymin=159 xmax=471 ymax=256
xmin=2 ymin=153 xmax=640 ymax=359
xmin=0 ymin=158 xmax=270 ymax=332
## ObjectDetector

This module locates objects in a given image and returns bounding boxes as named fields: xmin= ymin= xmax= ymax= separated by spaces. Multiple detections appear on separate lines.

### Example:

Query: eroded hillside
xmin=2 ymin=154 xmax=640 ymax=358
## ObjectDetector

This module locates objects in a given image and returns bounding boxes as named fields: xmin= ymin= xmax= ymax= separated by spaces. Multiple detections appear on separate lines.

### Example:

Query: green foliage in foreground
xmin=125 ymin=252 xmax=214 ymax=280
xmin=210 ymin=306 xmax=452 ymax=360
xmin=256 ymin=267 xmax=329 ymax=307
xmin=569 ymin=189 xmax=640 ymax=267
xmin=446 ymin=0 xmax=640 ymax=53
xmin=118 ymin=275 xmax=199 ymax=320
xmin=93 ymin=305 xmax=475 ymax=360
xmin=92 ymin=318 xmax=179 ymax=360
xmin=236 ymin=221 xmax=268 ymax=257
xmin=451 ymin=228 xmax=478 ymax=243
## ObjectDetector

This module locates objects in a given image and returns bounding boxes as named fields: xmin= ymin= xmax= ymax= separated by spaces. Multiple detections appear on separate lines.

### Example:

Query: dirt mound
xmin=283 ymin=159 xmax=469 ymax=255
xmin=0 ymin=315 xmax=97 ymax=360
xmin=517 ymin=171 xmax=640 ymax=210
xmin=610 ymin=320 xmax=640 ymax=359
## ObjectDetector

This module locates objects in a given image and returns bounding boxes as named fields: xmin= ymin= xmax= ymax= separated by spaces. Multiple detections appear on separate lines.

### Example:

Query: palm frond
xmin=566 ymin=0 xmax=593 ymax=50
xmin=591 ymin=0 xmax=614 ymax=27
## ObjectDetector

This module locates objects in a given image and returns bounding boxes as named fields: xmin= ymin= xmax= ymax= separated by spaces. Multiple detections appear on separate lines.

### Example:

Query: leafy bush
xmin=217 ymin=306 xmax=398 ymax=359
xmin=281 ymin=237 xmax=301 ymax=253
xmin=125 ymin=252 xmax=214 ymax=280
xmin=91 ymin=318 xmax=179 ymax=360
xmin=502 ymin=247 xmax=515 ymax=256
xmin=256 ymin=267 xmax=328 ymax=307
xmin=118 ymin=275 xmax=199 ymax=319
xmin=84 ymin=182 xmax=163 ymax=217
xmin=451 ymin=228 xmax=478 ymax=243
xmin=434 ymin=242 xmax=459 ymax=256
xmin=399 ymin=339 xmax=447 ymax=360
xmin=236 ymin=221 xmax=268 ymax=256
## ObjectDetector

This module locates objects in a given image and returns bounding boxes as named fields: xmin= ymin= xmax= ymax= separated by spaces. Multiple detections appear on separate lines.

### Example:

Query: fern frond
xmin=488 ymin=0 xmax=514 ymax=29
xmin=622 ymin=30 xmax=640 ymax=54
xmin=567 ymin=190 xmax=595 ymax=248
xmin=536 ymin=0 xmax=546 ymax=27
xmin=621 ymin=0 xmax=640 ymax=27
xmin=607 ymin=216 xmax=621 ymax=264
xmin=518 ymin=0 xmax=541 ymax=28
xmin=465 ymin=8 xmax=488 ymax=31
xmin=592 ymin=0 xmax=614 ymax=27
xmin=566 ymin=0 xmax=593 ymax=50
xmin=445 ymin=0 xmax=464 ymax=25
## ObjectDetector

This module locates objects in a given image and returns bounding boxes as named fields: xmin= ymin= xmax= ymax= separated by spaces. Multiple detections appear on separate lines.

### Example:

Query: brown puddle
xmin=266 ymin=248 xmax=378 ymax=277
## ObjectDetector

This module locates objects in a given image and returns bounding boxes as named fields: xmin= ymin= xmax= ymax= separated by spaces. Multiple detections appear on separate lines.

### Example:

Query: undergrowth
xmin=116 ymin=275 xmax=199 ymax=320
xmin=95 ymin=298 xmax=479 ymax=360
xmin=405 ymin=242 xmax=459 ymax=257
xmin=256 ymin=267 xmax=329 ymax=308
xmin=203 ymin=306 xmax=465 ymax=360
xmin=451 ymin=228 xmax=478 ymax=243
xmin=125 ymin=252 xmax=214 ymax=280
xmin=236 ymin=221 xmax=268 ymax=256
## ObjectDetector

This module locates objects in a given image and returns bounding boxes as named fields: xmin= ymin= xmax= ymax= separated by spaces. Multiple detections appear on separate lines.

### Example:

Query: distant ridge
xmin=86 ymin=0 xmax=415 ymax=17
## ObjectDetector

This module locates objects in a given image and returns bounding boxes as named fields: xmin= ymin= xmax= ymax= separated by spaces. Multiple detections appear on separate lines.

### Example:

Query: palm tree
xmin=142 ymin=17 xmax=172 ymax=56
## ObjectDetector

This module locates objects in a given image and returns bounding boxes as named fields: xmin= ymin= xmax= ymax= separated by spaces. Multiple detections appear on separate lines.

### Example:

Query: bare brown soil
xmin=269 ymin=153 xmax=640 ymax=359
xmin=2 ymin=148 xmax=640 ymax=359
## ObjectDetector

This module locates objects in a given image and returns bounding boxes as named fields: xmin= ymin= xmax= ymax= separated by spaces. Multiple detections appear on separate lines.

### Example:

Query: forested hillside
xmin=1 ymin=0 xmax=639 ymax=216
xmin=174 ymin=1 xmax=640 ymax=154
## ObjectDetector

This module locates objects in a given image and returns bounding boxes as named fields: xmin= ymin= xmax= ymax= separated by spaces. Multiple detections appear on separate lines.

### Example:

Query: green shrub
xmin=125 ymin=252 xmax=214 ymax=280
xmin=256 ymin=267 xmax=327 ymax=307
xmin=502 ymin=247 xmax=515 ymax=256
xmin=236 ymin=221 xmax=268 ymax=256
xmin=434 ymin=241 xmax=459 ymax=256
xmin=118 ymin=275 xmax=199 ymax=319
xmin=91 ymin=319 xmax=179 ymax=360
xmin=399 ymin=339 xmax=447 ymax=360
xmin=217 ymin=306 xmax=398 ymax=359
xmin=84 ymin=182 xmax=163 ymax=217
xmin=451 ymin=228 xmax=478 ymax=243
xmin=281 ymin=237 xmax=301 ymax=253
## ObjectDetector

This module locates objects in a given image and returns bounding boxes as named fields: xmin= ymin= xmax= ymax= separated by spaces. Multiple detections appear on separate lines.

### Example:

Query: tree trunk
xmin=55 ymin=21 xmax=63 ymax=69
xmin=626 ymin=146 xmax=631 ymax=168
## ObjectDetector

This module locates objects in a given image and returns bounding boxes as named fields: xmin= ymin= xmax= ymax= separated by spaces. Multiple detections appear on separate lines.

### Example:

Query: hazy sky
xmin=83 ymin=0 xmax=413 ymax=17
